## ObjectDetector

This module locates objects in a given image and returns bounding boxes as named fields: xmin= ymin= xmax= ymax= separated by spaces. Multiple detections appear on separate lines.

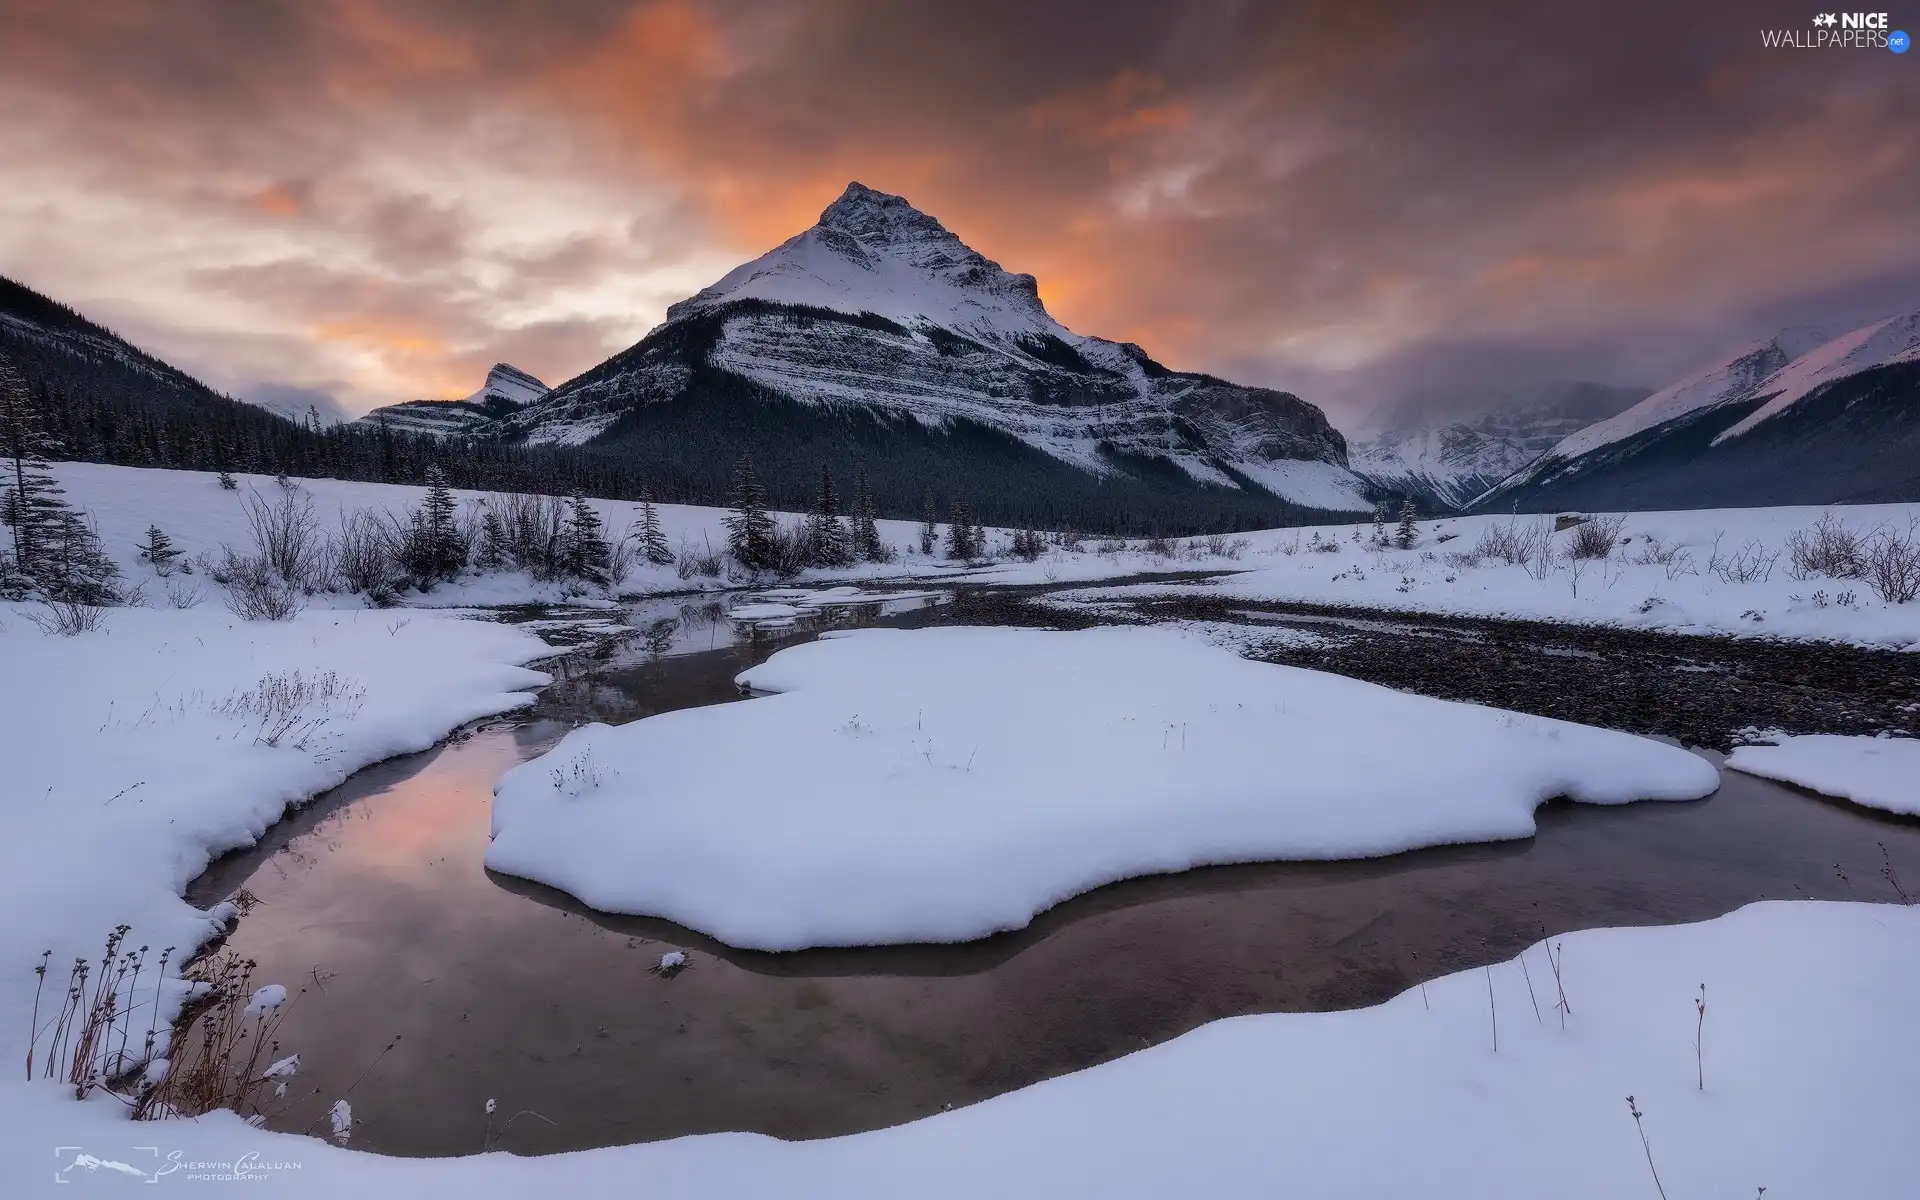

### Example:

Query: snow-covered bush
xmin=1568 ymin=512 xmax=1627 ymax=559
xmin=206 ymin=547 xmax=305 ymax=620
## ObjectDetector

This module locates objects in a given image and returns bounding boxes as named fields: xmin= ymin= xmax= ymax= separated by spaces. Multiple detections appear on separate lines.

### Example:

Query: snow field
xmin=487 ymin=625 xmax=1719 ymax=950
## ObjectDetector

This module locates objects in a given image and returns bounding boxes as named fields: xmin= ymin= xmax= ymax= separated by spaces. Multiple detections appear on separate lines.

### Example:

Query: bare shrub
xmin=1142 ymin=534 xmax=1178 ymax=557
xmin=164 ymin=579 xmax=203 ymax=609
xmin=1707 ymin=534 xmax=1778 ymax=584
xmin=675 ymin=538 xmax=723 ymax=580
xmin=489 ymin=492 xmax=568 ymax=580
xmin=331 ymin=510 xmax=400 ymax=602
xmin=241 ymin=489 xmax=329 ymax=593
xmin=1863 ymin=518 xmax=1920 ymax=603
xmin=1441 ymin=549 xmax=1482 ymax=569
xmin=25 ymin=598 xmax=109 ymax=635
xmin=210 ymin=669 xmax=366 ymax=748
xmin=1785 ymin=511 xmax=1868 ymax=581
xmin=1567 ymin=512 xmax=1627 ymax=560
xmin=205 ymin=548 xmax=305 ymax=621
xmin=1474 ymin=517 xmax=1552 ymax=568
xmin=763 ymin=518 xmax=813 ymax=578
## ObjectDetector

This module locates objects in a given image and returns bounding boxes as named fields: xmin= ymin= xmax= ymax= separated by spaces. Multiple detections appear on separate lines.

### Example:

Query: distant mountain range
xmin=1348 ymin=382 xmax=1649 ymax=511
xmin=1472 ymin=313 xmax=1920 ymax=511
xmin=358 ymin=182 xmax=1374 ymax=528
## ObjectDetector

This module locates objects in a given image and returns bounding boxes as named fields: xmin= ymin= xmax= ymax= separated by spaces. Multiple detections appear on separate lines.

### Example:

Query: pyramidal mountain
xmin=1472 ymin=313 xmax=1920 ymax=512
xmin=358 ymin=363 xmax=549 ymax=437
xmin=459 ymin=182 xmax=1371 ymax=526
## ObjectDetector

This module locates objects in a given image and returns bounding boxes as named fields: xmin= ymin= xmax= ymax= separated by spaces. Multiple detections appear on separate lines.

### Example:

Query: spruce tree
xmin=638 ymin=493 xmax=673 ymax=565
xmin=137 ymin=524 xmax=182 ymax=574
xmin=418 ymin=465 xmax=463 ymax=580
xmin=850 ymin=470 xmax=883 ymax=562
xmin=724 ymin=455 xmax=774 ymax=569
xmin=1395 ymin=498 xmax=1418 ymax=550
xmin=1 ymin=354 xmax=79 ymax=587
xmin=42 ymin=513 xmax=121 ymax=605
xmin=946 ymin=500 xmax=977 ymax=560
xmin=218 ymin=470 xmax=238 ymax=490
xmin=563 ymin=490 xmax=611 ymax=585
xmin=477 ymin=507 xmax=508 ymax=571
xmin=919 ymin=489 xmax=938 ymax=555
xmin=808 ymin=464 xmax=848 ymax=566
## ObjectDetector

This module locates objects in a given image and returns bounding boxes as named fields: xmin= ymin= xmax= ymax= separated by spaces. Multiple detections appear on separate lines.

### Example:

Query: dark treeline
xmin=3 ymin=273 xmax=1351 ymax=536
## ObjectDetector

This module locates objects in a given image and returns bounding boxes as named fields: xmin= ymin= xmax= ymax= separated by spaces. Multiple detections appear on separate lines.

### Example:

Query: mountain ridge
xmin=1471 ymin=313 xmax=1920 ymax=511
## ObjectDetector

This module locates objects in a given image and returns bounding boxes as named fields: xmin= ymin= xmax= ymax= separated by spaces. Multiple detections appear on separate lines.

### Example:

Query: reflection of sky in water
xmin=597 ymin=590 xmax=952 ymax=665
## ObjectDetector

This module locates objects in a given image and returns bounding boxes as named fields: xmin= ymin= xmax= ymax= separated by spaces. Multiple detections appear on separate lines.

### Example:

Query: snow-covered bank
xmin=0 ymin=602 xmax=551 ymax=1163
xmin=46 ymin=462 xmax=1920 ymax=647
xmin=8 ymin=901 xmax=1915 ymax=1197
xmin=1039 ymin=504 xmax=1920 ymax=648
xmin=487 ymin=626 xmax=1718 ymax=949
xmin=1727 ymin=734 xmax=1920 ymax=817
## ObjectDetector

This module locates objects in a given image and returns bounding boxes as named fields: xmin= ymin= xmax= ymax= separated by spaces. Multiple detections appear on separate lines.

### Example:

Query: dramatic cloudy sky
xmin=1 ymin=0 xmax=1914 ymax=429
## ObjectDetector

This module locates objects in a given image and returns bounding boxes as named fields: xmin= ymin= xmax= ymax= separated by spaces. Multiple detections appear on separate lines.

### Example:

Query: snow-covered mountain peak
xmin=468 ymin=363 xmax=548 ymax=411
xmin=1716 ymin=310 xmax=1920 ymax=444
xmin=1541 ymin=324 xmax=1832 ymax=465
xmin=666 ymin=182 xmax=1059 ymax=344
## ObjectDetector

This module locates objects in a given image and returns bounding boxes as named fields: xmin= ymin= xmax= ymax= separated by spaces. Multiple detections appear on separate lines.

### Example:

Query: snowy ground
xmin=8 ymin=461 xmax=1916 ymax=1194
xmin=6 ymin=901 xmax=1914 ymax=1197
xmin=488 ymin=626 xmax=1717 ymax=950
xmin=0 ymin=600 xmax=552 ymax=1189
xmin=1726 ymin=734 xmax=1920 ymax=817
xmin=46 ymin=463 xmax=1920 ymax=648
xmin=45 ymin=461 xmax=988 ymax=608
xmin=1037 ymin=506 xmax=1920 ymax=649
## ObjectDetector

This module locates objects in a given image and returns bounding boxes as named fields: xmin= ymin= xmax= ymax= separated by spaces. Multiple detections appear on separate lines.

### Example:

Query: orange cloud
xmin=1024 ymin=70 xmax=1191 ymax=146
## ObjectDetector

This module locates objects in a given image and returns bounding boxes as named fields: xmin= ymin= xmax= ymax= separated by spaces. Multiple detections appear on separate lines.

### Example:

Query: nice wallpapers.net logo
xmin=1762 ymin=12 xmax=1910 ymax=50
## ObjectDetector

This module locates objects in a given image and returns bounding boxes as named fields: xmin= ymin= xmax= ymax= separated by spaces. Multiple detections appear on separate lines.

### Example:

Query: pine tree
xmin=724 ymin=455 xmax=774 ymax=569
xmin=946 ymin=500 xmax=977 ymax=560
xmin=1 ymin=354 xmax=81 ymax=590
xmin=562 ymin=490 xmax=611 ymax=585
xmin=637 ymin=493 xmax=673 ymax=565
xmin=477 ymin=507 xmax=508 ymax=571
xmin=137 ymin=524 xmax=182 ymax=575
xmin=218 ymin=470 xmax=238 ymax=490
xmin=1395 ymin=498 xmax=1418 ymax=550
xmin=850 ymin=470 xmax=883 ymax=561
xmin=418 ymin=465 xmax=463 ymax=580
xmin=42 ymin=513 xmax=121 ymax=605
xmin=1372 ymin=503 xmax=1388 ymax=547
xmin=919 ymin=489 xmax=938 ymax=555
xmin=808 ymin=464 xmax=848 ymax=566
